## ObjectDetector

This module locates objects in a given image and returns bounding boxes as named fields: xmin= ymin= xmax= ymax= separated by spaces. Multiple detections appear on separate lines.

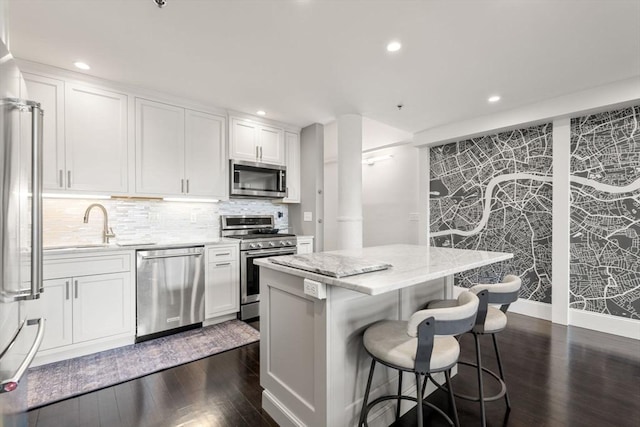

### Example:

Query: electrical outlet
xmin=303 ymin=278 xmax=326 ymax=299
xmin=190 ymin=212 xmax=197 ymax=223
xmin=304 ymin=211 xmax=313 ymax=222
xmin=148 ymin=212 xmax=160 ymax=222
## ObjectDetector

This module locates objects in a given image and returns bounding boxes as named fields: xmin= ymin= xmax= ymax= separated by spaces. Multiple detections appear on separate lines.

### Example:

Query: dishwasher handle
xmin=140 ymin=252 xmax=203 ymax=260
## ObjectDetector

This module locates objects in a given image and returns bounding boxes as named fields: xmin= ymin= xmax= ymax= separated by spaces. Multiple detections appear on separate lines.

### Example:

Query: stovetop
xmin=228 ymin=233 xmax=296 ymax=240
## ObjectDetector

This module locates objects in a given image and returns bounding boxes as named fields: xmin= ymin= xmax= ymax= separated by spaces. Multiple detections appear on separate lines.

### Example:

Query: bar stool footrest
xmin=443 ymin=360 xmax=507 ymax=403
xmin=363 ymin=393 xmax=454 ymax=427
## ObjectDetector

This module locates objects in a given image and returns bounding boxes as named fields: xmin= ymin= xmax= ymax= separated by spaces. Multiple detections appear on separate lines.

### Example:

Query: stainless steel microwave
xmin=230 ymin=160 xmax=287 ymax=198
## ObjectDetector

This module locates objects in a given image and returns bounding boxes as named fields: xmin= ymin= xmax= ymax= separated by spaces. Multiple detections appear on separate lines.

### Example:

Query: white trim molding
xmin=569 ymin=309 xmax=640 ymax=340
xmin=509 ymin=299 xmax=553 ymax=321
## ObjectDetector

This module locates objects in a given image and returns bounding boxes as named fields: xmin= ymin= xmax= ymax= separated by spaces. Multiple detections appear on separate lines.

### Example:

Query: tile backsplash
xmin=43 ymin=198 xmax=289 ymax=247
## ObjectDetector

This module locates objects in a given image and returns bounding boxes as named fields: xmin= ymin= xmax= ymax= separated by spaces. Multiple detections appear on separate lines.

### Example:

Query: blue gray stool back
xmin=359 ymin=291 xmax=480 ymax=427
xmin=427 ymin=274 xmax=522 ymax=427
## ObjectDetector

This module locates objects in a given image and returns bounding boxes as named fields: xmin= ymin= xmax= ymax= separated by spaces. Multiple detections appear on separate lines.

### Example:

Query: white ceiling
xmin=7 ymin=0 xmax=640 ymax=134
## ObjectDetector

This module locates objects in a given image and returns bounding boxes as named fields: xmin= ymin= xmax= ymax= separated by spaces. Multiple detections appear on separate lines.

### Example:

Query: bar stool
xmin=359 ymin=291 xmax=480 ymax=427
xmin=427 ymin=274 xmax=521 ymax=427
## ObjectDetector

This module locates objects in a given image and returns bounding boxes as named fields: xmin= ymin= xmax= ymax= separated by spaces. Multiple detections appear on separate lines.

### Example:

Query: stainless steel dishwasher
xmin=136 ymin=246 xmax=205 ymax=342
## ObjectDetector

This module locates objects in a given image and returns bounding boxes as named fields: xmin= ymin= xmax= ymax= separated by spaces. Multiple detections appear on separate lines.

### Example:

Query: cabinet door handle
xmin=74 ymin=280 xmax=78 ymax=299
xmin=216 ymin=262 xmax=231 ymax=267
xmin=67 ymin=170 xmax=71 ymax=188
xmin=181 ymin=179 xmax=185 ymax=193
xmin=255 ymin=146 xmax=259 ymax=160
xmin=186 ymin=179 xmax=189 ymax=194
xmin=65 ymin=281 xmax=70 ymax=300
xmin=260 ymin=146 xmax=263 ymax=160
xmin=215 ymin=252 xmax=231 ymax=257
xmin=59 ymin=170 xmax=64 ymax=188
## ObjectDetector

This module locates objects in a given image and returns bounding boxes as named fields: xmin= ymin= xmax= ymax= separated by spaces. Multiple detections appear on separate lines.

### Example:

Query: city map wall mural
xmin=570 ymin=106 xmax=640 ymax=319
xmin=430 ymin=124 xmax=553 ymax=303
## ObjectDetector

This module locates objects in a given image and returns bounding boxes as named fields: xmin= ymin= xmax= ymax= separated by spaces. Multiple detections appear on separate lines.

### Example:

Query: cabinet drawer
xmin=207 ymin=246 xmax=238 ymax=263
xmin=44 ymin=252 xmax=132 ymax=280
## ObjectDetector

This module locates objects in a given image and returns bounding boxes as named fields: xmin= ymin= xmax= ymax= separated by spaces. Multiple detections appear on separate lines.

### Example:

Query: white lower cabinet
xmin=38 ymin=278 xmax=73 ymax=351
xmin=296 ymin=236 xmax=314 ymax=254
xmin=34 ymin=252 xmax=134 ymax=364
xmin=205 ymin=245 xmax=239 ymax=319
xmin=39 ymin=272 xmax=131 ymax=350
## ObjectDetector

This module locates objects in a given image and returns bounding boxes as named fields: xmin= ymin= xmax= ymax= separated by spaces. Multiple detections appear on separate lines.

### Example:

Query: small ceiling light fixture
xmin=73 ymin=61 xmax=90 ymax=70
xmin=153 ymin=0 xmax=167 ymax=8
xmin=256 ymin=110 xmax=266 ymax=116
xmin=488 ymin=95 xmax=501 ymax=103
xmin=386 ymin=41 xmax=402 ymax=52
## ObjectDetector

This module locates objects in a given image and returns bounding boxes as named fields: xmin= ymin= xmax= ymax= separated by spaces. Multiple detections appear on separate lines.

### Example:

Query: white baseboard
xmin=203 ymin=313 xmax=237 ymax=327
xmin=262 ymin=390 xmax=305 ymax=427
xmin=509 ymin=298 xmax=552 ymax=320
xmin=33 ymin=334 xmax=135 ymax=367
xmin=569 ymin=308 xmax=640 ymax=340
xmin=453 ymin=286 xmax=553 ymax=321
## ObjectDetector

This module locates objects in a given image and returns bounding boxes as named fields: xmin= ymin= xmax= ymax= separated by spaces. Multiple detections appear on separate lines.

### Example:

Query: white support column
xmin=337 ymin=114 xmax=363 ymax=249
xmin=418 ymin=146 xmax=430 ymax=246
xmin=552 ymin=118 xmax=571 ymax=325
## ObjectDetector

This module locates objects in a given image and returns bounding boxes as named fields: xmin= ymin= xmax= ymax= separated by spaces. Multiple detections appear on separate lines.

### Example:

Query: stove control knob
xmin=257 ymin=242 xmax=263 ymax=248
xmin=249 ymin=243 xmax=257 ymax=249
xmin=286 ymin=241 xmax=293 ymax=246
xmin=279 ymin=241 xmax=286 ymax=246
xmin=269 ymin=242 xmax=275 ymax=247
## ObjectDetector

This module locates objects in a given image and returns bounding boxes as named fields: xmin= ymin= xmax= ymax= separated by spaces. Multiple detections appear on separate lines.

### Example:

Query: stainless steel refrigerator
xmin=0 ymin=33 xmax=46 ymax=426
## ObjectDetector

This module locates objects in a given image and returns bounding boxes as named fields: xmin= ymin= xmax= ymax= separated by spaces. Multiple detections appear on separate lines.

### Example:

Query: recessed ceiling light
xmin=386 ymin=41 xmax=402 ymax=52
xmin=256 ymin=110 xmax=266 ymax=116
xmin=488 ymin=95 xmax=501 ymax=103
xmin=73 ymin=61 xmax=90 ymax=70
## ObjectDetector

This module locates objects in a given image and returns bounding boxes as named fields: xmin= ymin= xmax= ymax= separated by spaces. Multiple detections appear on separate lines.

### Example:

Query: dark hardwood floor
xmin=27 ymin=314 xmax=639 ymax=427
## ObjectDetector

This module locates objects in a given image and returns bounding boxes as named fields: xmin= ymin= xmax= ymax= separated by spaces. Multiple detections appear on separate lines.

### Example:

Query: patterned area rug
xmin=27 ymin=320 xmax=260 ymax=409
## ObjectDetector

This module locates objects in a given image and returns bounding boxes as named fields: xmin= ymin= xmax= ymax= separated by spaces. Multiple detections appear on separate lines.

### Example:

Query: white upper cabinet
xmin=65 ymin=83 xmax=129 ymax=193
xmin=135 ymin=98 xmax=185 ymax=195
xmin=136 ymin=98 xmax=227 ymax=198
xmin=258 ymin=124 xmax=285 ymax=165
xmin=22 ymin=73 xmax=65 ymax=190
xmin=22 ymin=76 xmax=128 ymax=194
xmin=282 ymin=131 xmax=300 ymax=203
xmin=230 ymin=118 xmax=259 ymax=161
xmin=230 ymin=116 xmax=285 ymax=165
xmin=185 ymin=109 xmax=227 ymax=199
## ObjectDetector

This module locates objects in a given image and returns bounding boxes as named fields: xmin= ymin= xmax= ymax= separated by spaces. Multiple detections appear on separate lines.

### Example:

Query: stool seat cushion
xmin=363 ymin=320 xmax=460 ymax=371
xmin=483 ymin=306 xmax=507 ymax=332
xmin=427 ymin=300 xmax=508 ymax=333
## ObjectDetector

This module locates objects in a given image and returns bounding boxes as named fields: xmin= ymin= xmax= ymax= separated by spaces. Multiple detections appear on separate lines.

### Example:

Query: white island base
xmin=257 ymin=245 xmax=512 ymax=427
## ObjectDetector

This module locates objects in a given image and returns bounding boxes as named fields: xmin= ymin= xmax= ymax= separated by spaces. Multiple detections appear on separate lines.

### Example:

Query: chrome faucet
xmin=83 ymin=203 xmax=116 ymax=244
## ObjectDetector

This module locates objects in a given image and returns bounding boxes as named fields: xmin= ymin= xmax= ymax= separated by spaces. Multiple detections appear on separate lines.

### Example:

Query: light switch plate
xmin=303 ymin=211 xmax=313 ymax=222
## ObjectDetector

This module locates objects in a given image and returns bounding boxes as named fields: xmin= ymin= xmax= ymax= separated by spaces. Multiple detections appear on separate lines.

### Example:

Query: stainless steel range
xmin=221 ymin=215 xmax=297 ymax=320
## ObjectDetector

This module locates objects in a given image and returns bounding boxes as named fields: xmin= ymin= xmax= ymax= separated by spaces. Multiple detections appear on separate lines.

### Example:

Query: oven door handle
xmin=246 ymin=248 xmax=296 ymax=256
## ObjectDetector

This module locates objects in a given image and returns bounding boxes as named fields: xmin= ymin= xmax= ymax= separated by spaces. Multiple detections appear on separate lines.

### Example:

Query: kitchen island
xmin=255 ymin=244 xmax=512 ymax=427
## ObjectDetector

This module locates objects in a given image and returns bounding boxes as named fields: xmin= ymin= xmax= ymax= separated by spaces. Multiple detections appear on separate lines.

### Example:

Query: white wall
xmin=362 ymin=144 xmax=419 ymax=247
xmin=324 ymin=119 xmax=417 ymax=250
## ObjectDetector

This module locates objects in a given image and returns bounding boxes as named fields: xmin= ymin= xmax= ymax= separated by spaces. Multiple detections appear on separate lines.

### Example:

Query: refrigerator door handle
xmin=3 ymin=99 xmax=44 ymax=301
xmin=29 ymin=102 xmax=44 ymax=300
xmin=0 ymin=318 xmax=46 ymax=394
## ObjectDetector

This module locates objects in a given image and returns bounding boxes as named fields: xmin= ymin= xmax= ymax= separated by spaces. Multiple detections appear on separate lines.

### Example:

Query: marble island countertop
xmin=255 ymin=244 xmax=513 ymax=295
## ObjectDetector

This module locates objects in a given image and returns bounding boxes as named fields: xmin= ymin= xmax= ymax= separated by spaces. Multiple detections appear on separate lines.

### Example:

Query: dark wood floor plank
xmin=27 ymin=316 xmax=640 ymax=427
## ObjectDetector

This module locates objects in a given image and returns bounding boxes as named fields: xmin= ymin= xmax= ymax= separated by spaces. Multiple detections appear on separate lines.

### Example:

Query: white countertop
xmin=43 ymin=238 xmax=239 ymax=255
xmin=255 ymin=244 xmax=513 ymax=295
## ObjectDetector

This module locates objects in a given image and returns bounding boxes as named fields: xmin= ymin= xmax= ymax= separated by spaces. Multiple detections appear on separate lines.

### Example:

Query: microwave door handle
xmin=279 ymin=170 xmax=285 ymax=192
